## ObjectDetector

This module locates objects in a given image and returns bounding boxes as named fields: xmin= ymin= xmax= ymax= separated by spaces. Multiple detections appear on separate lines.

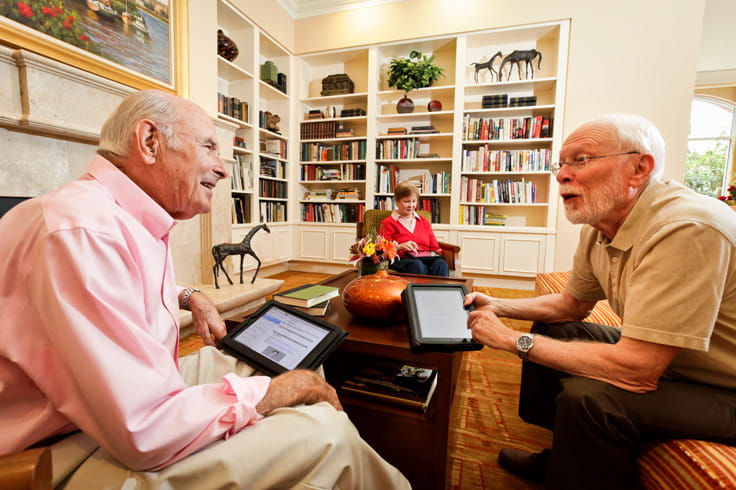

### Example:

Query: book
xmin=292 ymin=299 xmax=331 ymax=316
xmin=273 ymin=284 xmax=340 ymax=308
xmin=340 ymin=361 xmax=438 ymax=412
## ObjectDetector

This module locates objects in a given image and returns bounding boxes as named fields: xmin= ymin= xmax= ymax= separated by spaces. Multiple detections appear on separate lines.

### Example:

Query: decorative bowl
xmin=342 ymin=270 xmax=409 ymax=322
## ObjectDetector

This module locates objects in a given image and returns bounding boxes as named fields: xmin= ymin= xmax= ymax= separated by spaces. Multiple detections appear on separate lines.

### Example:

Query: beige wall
xmin=288 ymin=0 xmax=705 ymax=271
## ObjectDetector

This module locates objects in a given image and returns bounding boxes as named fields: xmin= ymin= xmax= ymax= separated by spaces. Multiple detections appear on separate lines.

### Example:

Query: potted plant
xmin=387 ymin=50 xmax=444 ymax=113
xmin=717 ymin=183 xmax=736 ymax=209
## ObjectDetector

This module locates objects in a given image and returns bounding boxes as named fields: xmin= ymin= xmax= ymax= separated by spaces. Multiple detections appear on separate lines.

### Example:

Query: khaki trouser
xmin=52 ymin=347 xmax=411 ymax=489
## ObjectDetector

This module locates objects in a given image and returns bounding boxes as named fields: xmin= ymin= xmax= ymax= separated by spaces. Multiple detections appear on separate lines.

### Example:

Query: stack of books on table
xmin=273 ymin=284 xmax=340 ymax=316
xmin=340 ymin=361 xmax=438 ymax=412
xmin=307 ymin=109 xmax=324 ymax=120
xmin=386 ymin=127 xmax=408 ymax=136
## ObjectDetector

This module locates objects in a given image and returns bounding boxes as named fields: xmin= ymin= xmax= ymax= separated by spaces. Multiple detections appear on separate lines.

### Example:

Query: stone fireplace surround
xmin=0 ymin=45 xmax=233 ymax=286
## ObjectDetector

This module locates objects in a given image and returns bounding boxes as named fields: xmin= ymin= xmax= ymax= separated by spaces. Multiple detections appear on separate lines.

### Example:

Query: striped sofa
xmin=536 ymin=271 xmax=736 ymax=489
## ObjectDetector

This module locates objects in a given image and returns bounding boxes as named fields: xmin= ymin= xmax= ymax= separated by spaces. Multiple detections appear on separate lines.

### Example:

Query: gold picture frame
xmin=0 ymin=0 xmax=188 ymax=95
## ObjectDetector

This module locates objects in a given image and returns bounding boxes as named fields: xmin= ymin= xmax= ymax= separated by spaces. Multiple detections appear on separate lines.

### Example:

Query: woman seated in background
xmin=380 ymin=181 xmax=449 ymax=277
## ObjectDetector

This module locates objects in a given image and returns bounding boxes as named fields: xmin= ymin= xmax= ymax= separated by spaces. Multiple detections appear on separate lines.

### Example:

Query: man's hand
xmin=467 ymin=309 xmax=517 ymax=352
xmin=256 ymin=369 xmax=342 ymax=416
xmin=187 ymin=292 xmax=227 ymax=346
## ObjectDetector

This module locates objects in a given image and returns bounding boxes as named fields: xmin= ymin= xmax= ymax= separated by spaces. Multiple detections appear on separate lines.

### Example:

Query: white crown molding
xmin=277 ymin=0 xmax=406 ymax=19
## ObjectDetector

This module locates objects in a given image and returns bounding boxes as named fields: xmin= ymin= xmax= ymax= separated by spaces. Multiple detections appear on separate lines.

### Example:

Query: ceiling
xmin=277 ymin=0 xmax=735 ymax=77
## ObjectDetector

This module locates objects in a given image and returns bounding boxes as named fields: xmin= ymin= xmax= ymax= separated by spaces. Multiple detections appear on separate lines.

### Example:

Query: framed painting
xmin=0 ymin=0 xmax=187 ymax=93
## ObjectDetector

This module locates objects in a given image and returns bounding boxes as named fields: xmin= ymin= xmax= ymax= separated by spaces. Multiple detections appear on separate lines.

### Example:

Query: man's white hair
xmin=593 ymin=113 xmax=666 ymax=181
xmin=98 ymin=89 xmax=182 ymax=159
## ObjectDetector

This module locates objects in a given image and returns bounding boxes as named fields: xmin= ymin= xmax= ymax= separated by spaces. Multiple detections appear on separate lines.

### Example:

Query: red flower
xmin=41 ymin=6 xmax=54 ymax=16
xmin=63 ymin=20 xmax=71 ymax=29
xmin=17 ymin=2 xmax=29 ymax=8
xmin=19 ymin=7 xmax=33 ymax=17
xmin=67 ymin=15 xmax=74 ymax=22
xmin=54 ymin=6 xmax=64 ymax=14
xmin=80 ymin=34 xmax=89 ymax=41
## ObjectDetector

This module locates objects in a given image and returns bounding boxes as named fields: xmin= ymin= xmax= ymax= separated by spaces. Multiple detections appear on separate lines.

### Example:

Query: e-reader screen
xmin=221 ymin=301 xmax=347 ymax=375
xmin=402 ymin=284 xmax=482 ymax=352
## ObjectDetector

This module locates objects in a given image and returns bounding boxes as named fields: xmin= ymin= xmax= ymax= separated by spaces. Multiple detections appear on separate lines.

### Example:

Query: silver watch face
xmin=517 ymin=334 xmax=534 ymax=351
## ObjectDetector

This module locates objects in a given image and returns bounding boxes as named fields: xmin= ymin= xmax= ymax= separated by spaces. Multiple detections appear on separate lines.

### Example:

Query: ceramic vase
xmin=342 ymin=269 xmax=409 ymax=322
xmin=427 ymin=100 xmax=442 ymax=112
xmin=217 ymin=30 xmax=239 ymax=62
xmin=396 ymin=95 xmax=415 ymax=114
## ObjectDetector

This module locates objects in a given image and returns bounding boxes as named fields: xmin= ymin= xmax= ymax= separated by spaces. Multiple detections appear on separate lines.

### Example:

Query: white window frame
xmin=688 ymin=96 xmax=735 ymax=196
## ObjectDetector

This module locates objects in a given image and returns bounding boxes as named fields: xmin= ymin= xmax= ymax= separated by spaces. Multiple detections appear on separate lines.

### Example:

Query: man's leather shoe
xmin=498 ymin=448 xmax=550 ymax=483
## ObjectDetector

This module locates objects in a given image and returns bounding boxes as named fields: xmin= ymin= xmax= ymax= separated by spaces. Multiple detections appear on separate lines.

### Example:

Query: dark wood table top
xmin=318 ymin=270 xmax=474 ymax=351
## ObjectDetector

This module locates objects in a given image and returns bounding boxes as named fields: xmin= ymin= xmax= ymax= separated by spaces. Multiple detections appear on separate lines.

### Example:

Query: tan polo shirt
xmin=566 ymin=179 xmax=736 ymax=389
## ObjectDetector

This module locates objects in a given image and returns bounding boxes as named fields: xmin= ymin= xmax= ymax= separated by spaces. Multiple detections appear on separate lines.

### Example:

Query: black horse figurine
xmin=212 ymin=223 xmax=270 ymax=288
xmin=470 ymin=51 xmax=502 ymax=83
xmin=499 ymin=49 xmax=543 ymax=81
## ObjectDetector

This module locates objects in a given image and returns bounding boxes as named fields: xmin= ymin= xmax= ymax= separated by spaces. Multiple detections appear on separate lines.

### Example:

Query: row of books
xmin=259 ymin=179 xmax=287 ymax=199
xmin=302 ymin=163 xmax=366 ymax=182
xmin=481 ymin=94 xmax=537 ymax=108
xmin=300 ymin=120 xmax=340 ymax=140
xmin=301 ymin=202 xmax=365 ymax=223
xmin=260 ymin=159 xmax=286 ymax=179
xmin=373 ymin=196 xmax=441 ymax=223
xmin=459 ymin=177 xmax=538 ymax=204
xmin=259 ymin=201 xmax=286 ymax=222
xmin=374 ymin=164 xmax=400 ymax=194
xmin=300 ymin=141 xmax=368 ymax=162
xmin=303 ymin=188 xmax=361 ymax=200
xmin=217 ymin=93 xmax=249 ymax=123
xmin=231 ymin=155 xmax=253 ymax=192
xmin=375 ymin=138 xmax=422 ymax=160
xmin=459 ymin=206 xmax=506 ymax=226
xmin=462 ymin=115 xmax=552 ymax=141
xmin=261 ymin=139 xmax=287 ymax=159
xmin=232 ymin=195 xmax=251 ymax=224
xmin=461 ymin=147 xmax=551 ymax=172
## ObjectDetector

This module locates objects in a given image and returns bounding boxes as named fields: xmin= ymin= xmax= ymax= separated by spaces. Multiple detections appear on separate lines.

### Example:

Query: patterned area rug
xmin=179 ymin=282 xmax=550 ymax=489
xmin=447 ymin=287 xmax=551 ymax=489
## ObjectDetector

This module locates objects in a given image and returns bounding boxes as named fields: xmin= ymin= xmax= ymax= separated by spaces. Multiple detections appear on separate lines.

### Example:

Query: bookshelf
xmin=292 ymin=21 xmax=568 ymax=277
xmin=216 ymin=0 xmax=293 ymax=276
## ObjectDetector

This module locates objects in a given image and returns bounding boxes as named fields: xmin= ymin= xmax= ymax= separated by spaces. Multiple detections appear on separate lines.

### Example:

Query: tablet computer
xmin=220 ymin=300 xmax=348 ymax=376
xmin=401 ymin=283 xmax=483 ymax=353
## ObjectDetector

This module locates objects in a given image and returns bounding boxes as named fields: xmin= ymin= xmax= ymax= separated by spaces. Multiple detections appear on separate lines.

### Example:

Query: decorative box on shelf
xmin=261 ymin=61 xmax=278 ymax=84
xmin=321 ymin=73 xmax=355 ymax=96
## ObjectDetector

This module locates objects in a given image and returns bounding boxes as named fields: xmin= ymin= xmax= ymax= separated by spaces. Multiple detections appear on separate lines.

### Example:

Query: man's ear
xmin=132 ymin=119 xmax=160 ymax=165
xmin=630 ymin=153 xmax=655 ymax=187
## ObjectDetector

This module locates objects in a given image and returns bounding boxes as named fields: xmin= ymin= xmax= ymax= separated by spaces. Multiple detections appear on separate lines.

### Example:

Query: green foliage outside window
xmin=685 ymin=140 xmax=730 ymax=198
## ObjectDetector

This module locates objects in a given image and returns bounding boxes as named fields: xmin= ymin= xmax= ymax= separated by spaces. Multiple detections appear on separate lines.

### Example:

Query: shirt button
xmin=611 ymin=257 xmax=618 ymax=263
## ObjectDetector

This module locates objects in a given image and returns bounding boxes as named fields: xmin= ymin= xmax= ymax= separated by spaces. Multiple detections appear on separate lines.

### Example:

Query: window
xmin=685 ymin=97 xmax=735 ymax=198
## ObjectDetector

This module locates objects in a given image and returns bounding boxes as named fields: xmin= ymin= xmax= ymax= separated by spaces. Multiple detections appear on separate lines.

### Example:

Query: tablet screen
xmin=231 ymin=304 xmax=330 ymax=370
xmin=413 ymin=287 xmax=472 ymax=342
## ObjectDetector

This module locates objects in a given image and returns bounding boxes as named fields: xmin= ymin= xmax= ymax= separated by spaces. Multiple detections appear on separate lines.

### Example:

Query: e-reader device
xmin=220 ymin=300 xmax=348 ymax=376
xmin=401 ymin=283 xmax=483 ymax=353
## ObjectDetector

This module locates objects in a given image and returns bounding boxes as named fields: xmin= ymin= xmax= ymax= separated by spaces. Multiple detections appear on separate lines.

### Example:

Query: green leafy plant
xmin=387 ymin=50 xmax=444 ymax=93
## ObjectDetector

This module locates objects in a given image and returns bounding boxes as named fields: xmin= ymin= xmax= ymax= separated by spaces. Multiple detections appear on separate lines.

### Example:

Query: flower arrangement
xmin=717 ymin=184 xmax=736 ymax=206
xmin=349 ymin=232 xmax=398 ymax=265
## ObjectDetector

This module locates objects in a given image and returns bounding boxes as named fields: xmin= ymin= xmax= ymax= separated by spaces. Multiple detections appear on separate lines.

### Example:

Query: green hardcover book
xmin=273 ymin=284 xmax=340 ymax=308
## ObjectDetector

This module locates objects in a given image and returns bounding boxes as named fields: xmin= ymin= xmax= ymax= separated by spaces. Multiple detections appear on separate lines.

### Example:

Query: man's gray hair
xmin=595 ymin=113 xmax=666 ymax=181
xmin=98 ymin=90 xmax=182 ymax=159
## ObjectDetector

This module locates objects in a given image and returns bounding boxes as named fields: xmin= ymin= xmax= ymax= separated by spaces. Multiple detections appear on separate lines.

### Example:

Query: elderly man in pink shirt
xmin=0 ymin=90 xmax=410 ymax=489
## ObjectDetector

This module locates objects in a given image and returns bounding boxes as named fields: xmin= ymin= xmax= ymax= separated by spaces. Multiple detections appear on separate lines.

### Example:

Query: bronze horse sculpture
xmin=212 ymin=223 xmax=270 ymax=288
xmin=470 ymin=51 xmax=502 ymax=83
xmin=499 ymin=49 xmax=543 ymax=81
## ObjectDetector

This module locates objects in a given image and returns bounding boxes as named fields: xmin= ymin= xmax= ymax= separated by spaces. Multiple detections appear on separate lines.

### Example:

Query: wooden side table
xmin=318 ymin=270 xmax=472 ymax=490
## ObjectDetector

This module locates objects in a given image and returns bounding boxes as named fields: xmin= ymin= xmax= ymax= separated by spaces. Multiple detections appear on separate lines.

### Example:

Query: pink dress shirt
xmin=0 ymin=156 xmax=270 ymax=470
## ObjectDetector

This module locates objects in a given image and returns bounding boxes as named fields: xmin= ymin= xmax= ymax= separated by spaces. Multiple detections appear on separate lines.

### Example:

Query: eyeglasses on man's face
xmin=550 ymin=151 xmax=641 ymax=175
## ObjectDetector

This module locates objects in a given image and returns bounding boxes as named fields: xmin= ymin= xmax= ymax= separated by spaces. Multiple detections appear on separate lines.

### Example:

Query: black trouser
xmin=388 ymin=256 xmax=449 ymax=276
xmin=520 ymin=321 xmax=736 ymax=490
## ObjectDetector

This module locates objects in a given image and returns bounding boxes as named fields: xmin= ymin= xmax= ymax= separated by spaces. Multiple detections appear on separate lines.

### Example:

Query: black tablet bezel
xmin=220 ymin=300 xmax=347 ymax=376
xmin=402 ymin=283 xmax=483 ymax=353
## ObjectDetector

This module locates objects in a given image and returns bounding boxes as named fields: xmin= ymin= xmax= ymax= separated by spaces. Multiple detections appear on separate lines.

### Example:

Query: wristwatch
xmin=515 ymin=333 xmax=535 ymax=360
xmin=181 ymin=287 xmax=201 ymax=309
